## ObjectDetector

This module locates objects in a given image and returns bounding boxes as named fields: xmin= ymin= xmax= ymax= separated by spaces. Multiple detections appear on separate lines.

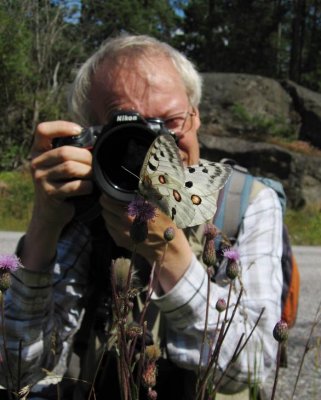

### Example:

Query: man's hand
xmin=30 ymin=121 xmax=93 ymax=229
xmin=21 ymin=121 xmax=93 ymax=271
xmin=100 ymin=194 xmax=193 ymax=293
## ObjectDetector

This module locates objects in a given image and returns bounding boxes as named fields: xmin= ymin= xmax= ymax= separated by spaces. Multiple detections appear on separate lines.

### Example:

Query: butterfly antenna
xmin=121 ymin=165 xmax=140 ymax=181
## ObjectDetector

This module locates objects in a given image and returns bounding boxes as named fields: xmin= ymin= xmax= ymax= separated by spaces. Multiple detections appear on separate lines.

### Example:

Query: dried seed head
xmin=142 ymin=362 xmax=157 ymax=388
xmin=113 ymin=258 xmax=131 ymax=291
xmin=126 ymin=323 xmax=143 ymax=339
xmin=145 ymin=344 xmax=161 ymax=361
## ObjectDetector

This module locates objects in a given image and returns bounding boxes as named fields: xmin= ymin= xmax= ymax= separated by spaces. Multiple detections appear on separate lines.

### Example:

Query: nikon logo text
xmin=116 ymin=115 xmax=138 ymax=122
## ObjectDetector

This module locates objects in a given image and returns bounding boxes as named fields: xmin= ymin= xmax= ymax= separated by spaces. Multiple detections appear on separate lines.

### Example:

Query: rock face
xmin=199 ymin=73 xmax=301 ymax=139
xmin=198 ymin=73 xmax=321 ymax=209
xmin=281 ymin=80 xmax=321 ymax=148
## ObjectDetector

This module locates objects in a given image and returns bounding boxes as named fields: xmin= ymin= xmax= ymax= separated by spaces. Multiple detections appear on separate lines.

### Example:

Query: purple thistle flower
xmin=0 ymin=254 xmax=21 ymax=291
xmin=223 ymin=248 xmax=240 ymax=262
xmin=127 ymin=197 xmax=157 ymax=222
xmin=0 ymin=254 xmax=21 ymax=272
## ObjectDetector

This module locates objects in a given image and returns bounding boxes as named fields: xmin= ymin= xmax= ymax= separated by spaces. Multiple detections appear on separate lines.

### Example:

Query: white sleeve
xmin=152 ymin=187 xmax=283 ymax=392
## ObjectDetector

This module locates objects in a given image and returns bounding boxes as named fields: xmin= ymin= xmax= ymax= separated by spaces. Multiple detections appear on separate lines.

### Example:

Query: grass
xmin=0 ymin=170 xmax=34 ymax=232
xmin=285 ymin=207 xmax=321 ymax=246
xmin=0 ymin=171 xmax=320 ymax=245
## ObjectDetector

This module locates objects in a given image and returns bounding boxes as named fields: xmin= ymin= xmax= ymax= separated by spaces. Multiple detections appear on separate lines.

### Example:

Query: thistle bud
xmin=273 ymin=320 xmax=289 ymax=343
xmin=216 ymin=298 xmax=227 ymax=313
xmin=226 ymin=260 xmax=239 ymax=280
xmin=163 ymin=227 xmax=175 ymax=242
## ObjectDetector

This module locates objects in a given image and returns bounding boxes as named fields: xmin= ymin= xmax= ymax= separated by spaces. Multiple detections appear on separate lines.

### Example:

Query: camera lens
xmin=93 ymin=123 xmax=157 ymax=202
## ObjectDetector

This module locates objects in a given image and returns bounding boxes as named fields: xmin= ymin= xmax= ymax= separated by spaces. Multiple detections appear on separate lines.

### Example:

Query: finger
xmin=40 ymin=178 xmax=93 ymax=199
xmin=44 ymin=161 xmax=93 ymax=182
xmin=32 ymin=121 xmax=83 ymax=154
xmin=32 ymin=146 xmax=92 ymax=170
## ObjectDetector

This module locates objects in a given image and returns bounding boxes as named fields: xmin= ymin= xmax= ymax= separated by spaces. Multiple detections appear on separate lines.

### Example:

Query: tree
xmin=0 ymin=0 xmax=84 ymax=169
xmin=179 ymin=0 xmax=290 ymax=75
xmin=289 ymin=0 xmax=306 ymax=82
xmin=79 ymin=0 xmax=179 ymax=52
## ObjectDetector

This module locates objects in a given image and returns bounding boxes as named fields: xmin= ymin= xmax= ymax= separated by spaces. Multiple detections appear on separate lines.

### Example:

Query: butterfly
xmin=138 ymin=134 xmax=232 ymax=228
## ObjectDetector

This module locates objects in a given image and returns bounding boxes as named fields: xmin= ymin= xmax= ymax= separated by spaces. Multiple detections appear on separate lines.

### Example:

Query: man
xmin=0 ymin=35 xmax=283 ymax=399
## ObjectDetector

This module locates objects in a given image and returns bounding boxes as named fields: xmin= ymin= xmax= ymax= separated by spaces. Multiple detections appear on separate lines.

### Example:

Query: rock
xmin=197 ymin=73 xmax=321 ymax=209
xmin=199 ymin=73 xmax=301 ymax=139
xmin=199 ymin=133 xmax=321 ymax=209
xmin=281 ymin=80 xmax=321 ymax=148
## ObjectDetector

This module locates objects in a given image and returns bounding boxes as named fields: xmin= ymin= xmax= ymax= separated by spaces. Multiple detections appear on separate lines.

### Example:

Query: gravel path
xmin=264 ymin=246 xmax=321 ymax=400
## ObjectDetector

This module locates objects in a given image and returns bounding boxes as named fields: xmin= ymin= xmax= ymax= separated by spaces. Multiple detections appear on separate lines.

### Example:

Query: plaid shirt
xmin=0 ymin=186 xmax=282 ymax=395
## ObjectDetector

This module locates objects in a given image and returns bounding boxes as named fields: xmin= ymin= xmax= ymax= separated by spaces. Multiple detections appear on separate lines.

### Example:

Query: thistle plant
xmin=105 ymin=197 xmax=170 ymax=400
xmin=271 ymin=320 xmax=289 ymax=400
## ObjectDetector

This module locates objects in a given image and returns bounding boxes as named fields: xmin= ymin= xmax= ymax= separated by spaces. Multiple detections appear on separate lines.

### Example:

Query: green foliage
xmin=0 ymin=171 xmax=34 ymax=231
xmin=80 ymin=0 xmax=180 ymax=51
xmin=179 ymin=0 xmax=290 ymax=74
xmin=231 ymin=103 xmax=295 ymax=139
xmin=286 ymin=207 xmax=321 ymax=246
xmin=0 ymin=1 xmax=321 ymax=171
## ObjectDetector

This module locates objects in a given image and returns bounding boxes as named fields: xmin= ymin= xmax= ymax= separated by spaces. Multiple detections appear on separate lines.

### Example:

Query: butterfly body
xmin=138 ymin=135 xmax=232 ymax=228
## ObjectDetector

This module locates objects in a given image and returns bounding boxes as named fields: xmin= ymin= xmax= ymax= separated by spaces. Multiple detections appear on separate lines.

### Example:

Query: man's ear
xmin=193 ymin=107 xmax=201 ymax=131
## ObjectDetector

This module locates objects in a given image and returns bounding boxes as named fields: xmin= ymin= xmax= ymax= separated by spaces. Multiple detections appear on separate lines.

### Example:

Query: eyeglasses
xmin=163 ymin=109 xmax=196 ymax=137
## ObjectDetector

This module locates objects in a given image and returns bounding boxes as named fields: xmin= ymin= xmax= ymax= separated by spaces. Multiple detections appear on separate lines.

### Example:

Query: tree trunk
xmin=289 ymin=0 xmax=306 ymax=82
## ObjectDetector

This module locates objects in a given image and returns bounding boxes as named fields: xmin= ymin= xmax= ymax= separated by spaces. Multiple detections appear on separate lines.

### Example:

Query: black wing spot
xmin=202 ymin=167 xmax=209 ymax=173
xmin=185 ymin=181 xmax=193 ymax=188
xmin=147 ymin=161 xmax=157 ymax=171
xmin=188 ymin=167 xmax=196 ymax=173
xmin=160 ymin=150 xmax=165 ymax=157
xmin=171 ymin=207 xmax=176 ymax=220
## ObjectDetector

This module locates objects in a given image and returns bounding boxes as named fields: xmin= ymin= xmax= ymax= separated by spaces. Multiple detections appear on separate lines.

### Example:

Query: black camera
xmin=53 ymin=111 xmax=176 ymax=218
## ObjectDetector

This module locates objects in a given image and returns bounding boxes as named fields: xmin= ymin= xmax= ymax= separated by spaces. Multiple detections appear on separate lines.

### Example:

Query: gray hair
xmin=69 ymin=35 xmax=203 ymax=126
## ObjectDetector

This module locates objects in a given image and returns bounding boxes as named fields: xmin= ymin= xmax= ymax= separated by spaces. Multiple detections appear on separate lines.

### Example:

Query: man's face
xmin=89 ymin=54 xmax=201 ymax=166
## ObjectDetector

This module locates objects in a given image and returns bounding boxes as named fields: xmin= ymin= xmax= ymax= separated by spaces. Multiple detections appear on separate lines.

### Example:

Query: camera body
xmin=53 ymin=111 xmax=176 ymax=216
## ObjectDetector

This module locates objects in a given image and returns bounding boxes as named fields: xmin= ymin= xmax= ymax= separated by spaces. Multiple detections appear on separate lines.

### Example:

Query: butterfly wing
xmin=139 ymin=135 xmax=232 ymax=228
xmin=139 ymin=135 xmax=196 ymax=227
xmin=183 ymin=160 xmax=232 ymax=227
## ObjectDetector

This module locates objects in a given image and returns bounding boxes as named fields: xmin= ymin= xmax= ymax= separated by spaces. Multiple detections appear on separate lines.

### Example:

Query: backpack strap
xmin=214 ymin=167 xmax=254 ymax=242
xmin=214 ymin=164 xmax=268 ymax=244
